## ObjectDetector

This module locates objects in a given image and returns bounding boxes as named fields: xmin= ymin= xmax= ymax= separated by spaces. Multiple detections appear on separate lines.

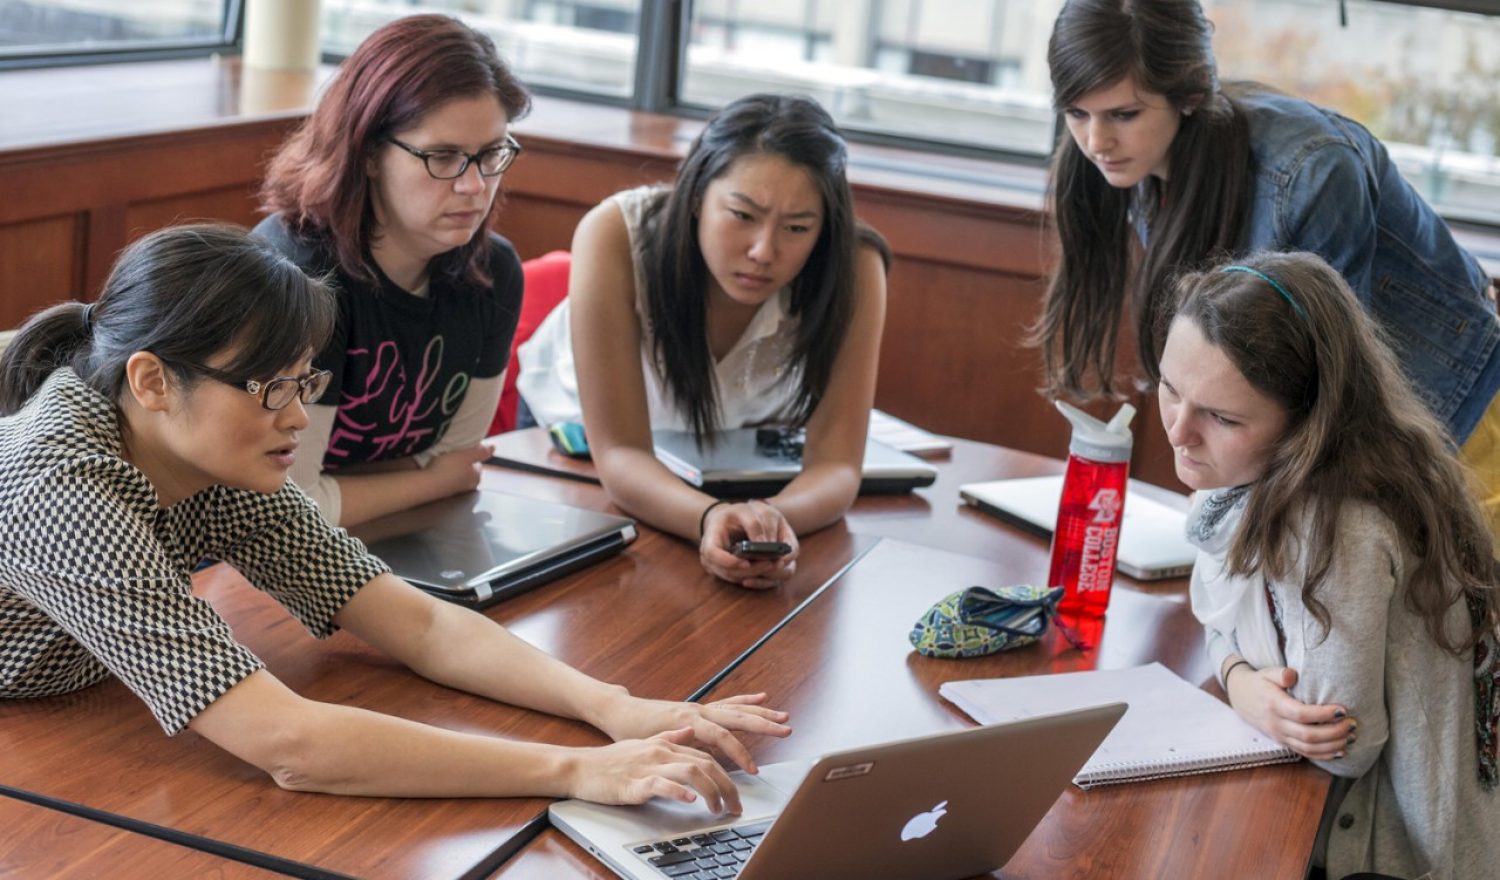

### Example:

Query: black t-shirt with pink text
xmin=253 ymin=214 xmax=522 ymax=469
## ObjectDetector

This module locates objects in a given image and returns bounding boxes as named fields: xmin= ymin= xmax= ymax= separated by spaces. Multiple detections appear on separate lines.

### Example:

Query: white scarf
xmin=1187 ymin=487 xmax=1285 ymax=673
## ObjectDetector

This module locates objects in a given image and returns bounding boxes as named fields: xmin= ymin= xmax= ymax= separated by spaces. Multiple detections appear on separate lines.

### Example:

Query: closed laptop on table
xmin=549 ymin=702 xmax=1125 ymax=880
xmin=354 ymin=489 xmax=636 ymax=608
xmin=960 ymin=474 xmax=1195 ymax=580
xmin=653 ymin=428 xmax=937 ymax=498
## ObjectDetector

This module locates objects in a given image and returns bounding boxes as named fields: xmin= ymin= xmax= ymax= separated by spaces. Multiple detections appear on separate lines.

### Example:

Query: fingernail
xmin=1346 ymin=734 xmax=1357 ymax=745
xmin=1348 ymin=720 xmax=1357 ymax=732
xmin=1332 ymin=709 xmax=1346 ymax=720
xmin=1334 ymin=752 xmax=1345 ymax=759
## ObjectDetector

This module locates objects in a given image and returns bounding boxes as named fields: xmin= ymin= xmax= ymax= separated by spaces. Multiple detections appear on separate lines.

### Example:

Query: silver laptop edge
xmin=653 ymin=430 xmax=937 ymax=489
xmin=959 ymin=477 xmax=1195 ymax=581
xmin=355 ymin=490 xmax=638 ymax=603
xmin=550 ymin=702 xmax=1126 ymax=880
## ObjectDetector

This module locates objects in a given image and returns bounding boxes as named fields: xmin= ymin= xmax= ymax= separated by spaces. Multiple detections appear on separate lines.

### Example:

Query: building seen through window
xmin=682 ymin=0 xmax=1057 ymax=157
xmin=1205 ymin=0 xmax=1500 ymax=226
xmin=0 ymin=0 xmax=227 ymax=55
xmin=321 ymin=0 xmax=642 ymax=97
xmin=2 ymin=0 xmax=1498 ymax=227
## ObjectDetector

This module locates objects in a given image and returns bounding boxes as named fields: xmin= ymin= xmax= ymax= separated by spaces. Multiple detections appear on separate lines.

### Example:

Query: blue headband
xmin=1221 ymin=265 xmax=1307 ymax=319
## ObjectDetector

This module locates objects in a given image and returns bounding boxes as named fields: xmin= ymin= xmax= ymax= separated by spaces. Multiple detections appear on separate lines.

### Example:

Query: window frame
xmin=0 ymin=0 xmax=243 ymax=71
xmin=5 ymin=0 xmax=1494 ymax=234
xmin=312 ymin=0 xmax=1500 ymax=214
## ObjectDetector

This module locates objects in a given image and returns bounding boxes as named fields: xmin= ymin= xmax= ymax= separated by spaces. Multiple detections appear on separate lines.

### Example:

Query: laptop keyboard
xmin=631 ymin=818 xmax=774 ymax=878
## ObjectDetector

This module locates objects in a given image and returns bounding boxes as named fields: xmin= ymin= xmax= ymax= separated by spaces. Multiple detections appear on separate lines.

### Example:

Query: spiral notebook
xmin=939 ymin=663 xmax=1298 ymax=789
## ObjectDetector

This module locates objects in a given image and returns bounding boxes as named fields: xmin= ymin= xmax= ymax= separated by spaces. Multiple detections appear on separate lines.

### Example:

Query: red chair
xmin=490 ymin=250 xmax=570 ymax=435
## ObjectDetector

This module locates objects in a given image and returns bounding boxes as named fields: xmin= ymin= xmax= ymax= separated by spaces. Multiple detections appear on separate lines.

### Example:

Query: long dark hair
xmin=1036 ymin=0 xmax=1252 ymax=399
xmin=260 ymin=14 xmax=531 ymax=287
xmin=1172 ymin=251 xmax=1497 ymax=655
xmin=0 ymin=224 xmax=336 ymax=416
xmin=642 ymin=92 xmax=883 ymax=442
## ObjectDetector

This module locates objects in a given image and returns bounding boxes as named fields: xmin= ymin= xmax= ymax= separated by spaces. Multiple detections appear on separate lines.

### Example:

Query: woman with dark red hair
xmin=256 ymin=14 xmax=527 ymax=526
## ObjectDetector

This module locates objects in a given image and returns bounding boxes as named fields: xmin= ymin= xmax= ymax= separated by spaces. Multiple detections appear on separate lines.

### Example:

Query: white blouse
xmin=516 ymin=185 xmax=801 ymax=432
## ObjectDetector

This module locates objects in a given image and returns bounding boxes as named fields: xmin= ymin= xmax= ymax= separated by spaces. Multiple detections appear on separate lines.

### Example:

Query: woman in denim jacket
xmin=1036 ymin=0 xmax=1500 ymax=529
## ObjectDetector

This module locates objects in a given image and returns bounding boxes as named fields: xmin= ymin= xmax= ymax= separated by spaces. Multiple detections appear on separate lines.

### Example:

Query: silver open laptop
xmin=353 ymin=490 xmax=636 ymax=608
xmin=550 ymin=703 xmax=1125 ymax=880
xmin=960 ymin=475 xmax=1195 ymax=580
xmin=653 ymin=428 xmax=937 ymax=498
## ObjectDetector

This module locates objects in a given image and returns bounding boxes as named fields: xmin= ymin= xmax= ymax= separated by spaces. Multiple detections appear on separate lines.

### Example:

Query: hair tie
xmin=80 ymin=303 xmax=95 ymax=336
xmin=1221 ymin=265 xmax=1307 ymax=320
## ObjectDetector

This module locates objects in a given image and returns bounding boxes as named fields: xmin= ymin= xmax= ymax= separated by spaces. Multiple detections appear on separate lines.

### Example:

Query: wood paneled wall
xmin=0 ymin=120 xmax=296 ymax=319
xmin=0 ymin=72 xmax=1182 ymax=488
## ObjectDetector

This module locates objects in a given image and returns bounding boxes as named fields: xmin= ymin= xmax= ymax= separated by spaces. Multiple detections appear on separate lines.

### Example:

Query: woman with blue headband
xmin=1039 ymin=0 xmax=1500 ymax=532
xmin=1161 ymin=250 xmax=1499 ymax=880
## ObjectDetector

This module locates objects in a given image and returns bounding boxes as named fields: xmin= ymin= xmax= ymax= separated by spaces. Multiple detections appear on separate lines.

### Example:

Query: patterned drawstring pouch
xmin=909 ymin=584 xmax=1086 ymax=658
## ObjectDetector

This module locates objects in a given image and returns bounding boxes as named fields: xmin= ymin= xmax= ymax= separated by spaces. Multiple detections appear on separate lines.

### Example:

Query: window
xmin=227 ymin=0 xmax=1500 ymax=229
xmin=679 ymin=0 xmax=1058 ymax=157
xmin=0 ymin=0 xmax=234 ymax=61
xmin=320 ymin=0 xmax=641 ymax=99
xmin=1204 ymin=0 xmax=1500 ymax=225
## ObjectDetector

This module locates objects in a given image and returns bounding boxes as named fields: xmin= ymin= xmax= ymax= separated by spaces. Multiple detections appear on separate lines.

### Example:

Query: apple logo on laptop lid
xmin=900 ymin=800 xmax=948 ymax=842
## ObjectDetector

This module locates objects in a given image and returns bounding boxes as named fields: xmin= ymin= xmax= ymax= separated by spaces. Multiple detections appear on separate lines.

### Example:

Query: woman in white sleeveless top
xmin=519 ymin=94 xmax=889 ymax=588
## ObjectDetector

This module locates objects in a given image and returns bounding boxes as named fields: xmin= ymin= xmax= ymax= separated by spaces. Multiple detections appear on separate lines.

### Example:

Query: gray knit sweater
xmin=1198 ymin=501 xmax=1497 ymax=880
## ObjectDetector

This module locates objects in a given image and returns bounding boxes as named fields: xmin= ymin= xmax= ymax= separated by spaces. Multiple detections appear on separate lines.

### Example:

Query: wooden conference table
xmin=0 ymin=430 xmax=1329 ymax=879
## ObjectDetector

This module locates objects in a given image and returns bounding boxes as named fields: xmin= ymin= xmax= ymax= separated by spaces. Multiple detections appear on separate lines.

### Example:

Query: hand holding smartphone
xmin=732 ymin=539 xmax=793 ymax=560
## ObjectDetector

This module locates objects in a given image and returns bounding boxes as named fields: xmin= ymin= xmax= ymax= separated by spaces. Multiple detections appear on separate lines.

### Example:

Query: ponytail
xmin=0 ymin=223 xmax=336 ymax=419
xmin=0 ymin=302 xmax=94 ymax=417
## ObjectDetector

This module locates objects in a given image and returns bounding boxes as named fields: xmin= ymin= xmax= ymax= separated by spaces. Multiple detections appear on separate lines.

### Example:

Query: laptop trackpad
xmin=551 ymin=759 xmax=812 ymax=843
xmin=631 ymin=761 xmax=807 ymax=831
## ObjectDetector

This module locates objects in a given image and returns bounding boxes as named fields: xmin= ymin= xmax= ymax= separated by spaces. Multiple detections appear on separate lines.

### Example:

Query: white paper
xmin=939 ymin=663 xmax=1296 ymax=787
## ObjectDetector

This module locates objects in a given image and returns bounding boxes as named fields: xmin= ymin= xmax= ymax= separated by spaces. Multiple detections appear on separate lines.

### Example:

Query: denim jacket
xmin=1243 ymin=92 xmax=1500 ymax=442
xmin=1146 ymin=91 xmax=1500 ymax=442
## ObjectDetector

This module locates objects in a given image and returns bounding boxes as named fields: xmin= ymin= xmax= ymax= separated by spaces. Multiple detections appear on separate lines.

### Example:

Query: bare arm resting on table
xmin=570 ymin=201 xmax=887 ymax=588
xmin=189 ymin=572 xmax=790 ymax=806
xmin=286 ymin=373 xmax=503 ymax=527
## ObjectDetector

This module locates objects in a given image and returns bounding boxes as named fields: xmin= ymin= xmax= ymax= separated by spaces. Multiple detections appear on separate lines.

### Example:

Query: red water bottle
xmin=1049 ymin=401 xmax=1135 ymax=618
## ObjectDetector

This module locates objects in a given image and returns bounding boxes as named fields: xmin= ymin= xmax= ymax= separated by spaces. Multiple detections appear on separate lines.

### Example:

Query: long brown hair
xmin=1036 ymin=0 xmax=1251 ymax=400
xmin=1172 ymin=251 xmax=1497 ymax=654
xmin=260 ymin=14 xmax=530 ymax=286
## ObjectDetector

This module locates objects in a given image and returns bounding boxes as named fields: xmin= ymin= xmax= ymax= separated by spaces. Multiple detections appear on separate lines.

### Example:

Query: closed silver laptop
xmin=354 ymin=490 xmax=636 ymax=608
xmin=549 ymin=702 xmax=1125 ymax=880
xmin=960 ymin=475 xmax=1195 ymax=580
xmin=653 ymin=428 xmax=937 ymax=498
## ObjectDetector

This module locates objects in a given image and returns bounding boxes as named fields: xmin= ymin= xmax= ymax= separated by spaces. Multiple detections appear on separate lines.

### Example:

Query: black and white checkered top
xmin=0 ymin=368 xmax=389 ymax=734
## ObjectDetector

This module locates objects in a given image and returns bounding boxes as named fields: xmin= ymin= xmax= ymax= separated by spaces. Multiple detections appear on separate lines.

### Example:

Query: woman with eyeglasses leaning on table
xmin=255 ymin=14 xmax=527 ymax=528
xmin=516 ymin=93 xmax=891 ymax=590
xmin=0 ymin=224 xmax=788 ymax=807
xmin=1038 ymin=0 xmax=1500 ymax=532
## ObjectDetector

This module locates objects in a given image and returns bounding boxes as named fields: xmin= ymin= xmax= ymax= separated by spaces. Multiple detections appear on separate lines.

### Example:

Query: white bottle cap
xmin=1056 ymin=401 xmax=1135 ymax=463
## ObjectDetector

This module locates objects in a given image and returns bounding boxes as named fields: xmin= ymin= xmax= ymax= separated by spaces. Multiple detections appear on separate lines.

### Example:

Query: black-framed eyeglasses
xmin=386 ymin=134 xmax=522 ymax=180
xmin=173 ymin=362 xmax=332 ymax=411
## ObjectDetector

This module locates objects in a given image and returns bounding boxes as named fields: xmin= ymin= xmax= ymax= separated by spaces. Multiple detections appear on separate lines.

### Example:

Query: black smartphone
xmin=732 ymin=539 xmax=793 ymax=560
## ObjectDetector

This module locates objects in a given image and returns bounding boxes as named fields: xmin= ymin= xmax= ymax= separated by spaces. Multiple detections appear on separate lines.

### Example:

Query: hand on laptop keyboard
xmin=566 ymin=728 xmax=745 ymax=814
xmin=591 ymin=691 xmax=792 ymax=776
